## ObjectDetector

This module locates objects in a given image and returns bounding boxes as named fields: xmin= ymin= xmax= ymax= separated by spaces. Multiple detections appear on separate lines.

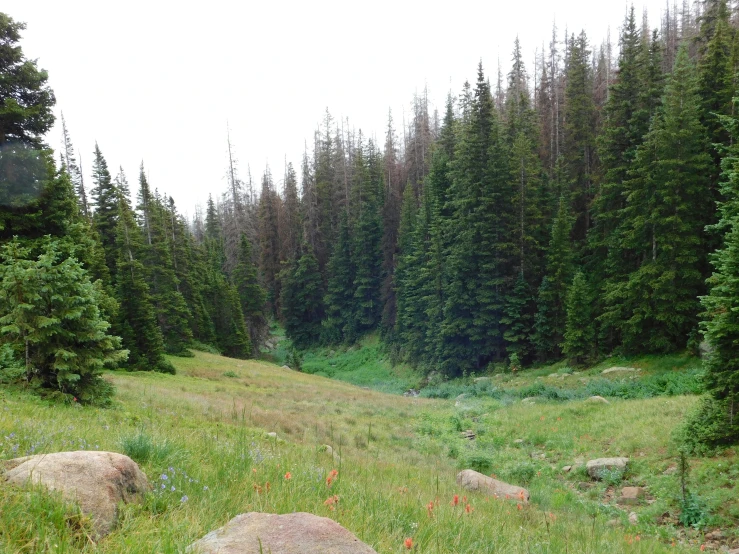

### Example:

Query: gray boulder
xmin=188 ymin=512 xmax=377 ymax=553
xmin=586 ymin=457 xmax=629 ymax=480
xmin=3 ymin=451 xmax=149 ymax=537
xmin=456 ymin=469 xmax=530 ymax=502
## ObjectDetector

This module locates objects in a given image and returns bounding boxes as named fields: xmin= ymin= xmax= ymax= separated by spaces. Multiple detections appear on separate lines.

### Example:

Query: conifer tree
xmin=351 ymin=140 xmax=384 ymax=335
xmin=136 ymin=167 xmax=193 ymax=354
xmin=90 ymin=143 xmax=119 ymax=272
xmin=533 ymin=196 xmax=574 ymax=359
xmin=614 ymin=46 xmax=711 ymax=353
xmin=281 ymin=245 xmax=325 ymax=348
xmin=258 ymin=168 xmax=281 ymax=316
xmin=562 ymin=270 xmax=595 ymax=365
xmin=439 ymin=63 xmax=514 ymax=374
xmin=233 ymin=234 xmax=267 ymax=349
xmin=682 ymin=100 xmax=739 ymax=449
xmin=563 ymin=31 xmax=597 ymax=245
xmin=322 ymin=211 xmax=355 ymax=343
xmin=0 ymin=238 xmax=126 ymax=403
xmin=113 ymin=187 xmax=174 ymax=373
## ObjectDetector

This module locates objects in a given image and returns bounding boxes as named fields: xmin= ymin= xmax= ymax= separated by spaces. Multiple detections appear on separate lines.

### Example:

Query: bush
xmin=679 ymin=491 xmax=709 ymax=529
xmin=507 ymin=462 xmax=537 ymax=485
xmin=461 ymin=453 xmax=493 ymax=474
xmin=121 ymin=432 xmax=173 ymax=464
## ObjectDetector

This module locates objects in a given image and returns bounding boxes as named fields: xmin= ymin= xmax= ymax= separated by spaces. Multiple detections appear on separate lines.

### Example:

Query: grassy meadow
xmin=0 ymin=346 xmax=736 ymax=553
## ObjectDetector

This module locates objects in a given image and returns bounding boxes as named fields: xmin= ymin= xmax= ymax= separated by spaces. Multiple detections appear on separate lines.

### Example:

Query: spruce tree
xmin=113 ymin=187 xmax=174 ymax=373
xmin=533 ymin=196 xmax=574 ymax=360
xmin=135 ymin=168 xmax=193 ymax=354
xmin=322 ymin=211 xmax=355 ymax=343
xmin=90 ymin=144 xmax=119 ymax=272
xmin=563 ymin=31 xmax=597 ymax=245
xmin=233 ymin=234 xmax=267 ymax=350
xmin=351 ymin=141 xmax=384 ymax=336
xmin=563 ymin=271 xmax=595 ymax=365
xmin=439 ymin=63 xmax=515 ymax=375
xmin=281 ymin=245 xmax=325 ymax=349
xmin=683 ymin=99 xmax=739 ymax=449
xmin=0 ymin=238 xmax=126 ymax=403
xmin=615 ymin=46 xmax=711 ymax=353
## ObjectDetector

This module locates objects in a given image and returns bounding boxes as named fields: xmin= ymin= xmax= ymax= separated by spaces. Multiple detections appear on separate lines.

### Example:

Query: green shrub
xmin=461 ymin=453 xmax=493 ymax=474
xmin=121 ymin=432 xmax=173 ymax=464
xmin=679 ymin=491 xmax=709 ymax=529
xmin=507 ymin=462 xmax=537 ymax=485
xmin=223 ymin=371 xmax=237 ymax=378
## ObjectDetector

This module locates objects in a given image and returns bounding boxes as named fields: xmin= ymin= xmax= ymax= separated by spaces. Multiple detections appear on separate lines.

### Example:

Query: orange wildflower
xmin=284 ymin=472 xmax=292 ymax=480
xmin=265 ymin=481 xmax=271 ymax=492
xmin=517 ymin=503 xmax=522 ymax=511
xmin=517 ymin=490 xmax=526 ymax=501
xmin=326 ymin=469 xmax=339 ymax=487
xmin=465 ymin=503 xmax=473 ymax=513
xmin=451 ymin=494 xmax=459 ymax=506
xmin=700 ymin=545 xmax=706 ymax=552
xmin=404 ymin=538 xmax=413 ymax=550
xmin=427 ymin=501 xmax=434 ymax=518
xmin=324 ymin=494 xmax=339 ymax=511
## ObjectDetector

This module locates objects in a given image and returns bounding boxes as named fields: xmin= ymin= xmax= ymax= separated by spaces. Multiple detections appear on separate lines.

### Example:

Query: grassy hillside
xmin=0 ymin=350 xmax=734 ymax=552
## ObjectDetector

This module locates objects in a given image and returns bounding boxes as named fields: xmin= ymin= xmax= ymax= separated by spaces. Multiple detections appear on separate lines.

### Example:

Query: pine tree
xmin=533 ymin=196 xmax=574 ymax=360
xmin=233 ymin=234 xmax=267 ymax=350
xmin=113 ymin=187 xmax=174 ymax=373
xmin=563 ymin=31 xmax=597 ymax=245
xmin=322 ymin=211 xmax=355 ymax=343
xmin=0 ymin=238 xmax=126 ymax=403
xmin=351 ymin=140 xmax=384 ymax=336
xmin=439 ymin=63 xmax=515 ymax=375
xmin=682 ymin=100 xmax=739 ymax=449
xmin=281 ymin=245 xmax=325 ymax=349
xmin=615 ymin=46 xmax=711 ymax=353
xmin=258 ymin=168 xmax=281 ymax=316
xmin=0 ymin=13 xmax=55 ymax=149
xmin=135 ymin=167 xmax=193 ymax=355
xmin=59 ymin=113 xmax=89 ymax=218
xmin=90 ymin=144 xmax=119 ymax=273
xmin=562 ymin=271 xmax=595 ymax=365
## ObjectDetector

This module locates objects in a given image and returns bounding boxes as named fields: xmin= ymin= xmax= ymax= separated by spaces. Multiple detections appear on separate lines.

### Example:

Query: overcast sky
xmin=7 ymin=0 xmax=671 ymax=215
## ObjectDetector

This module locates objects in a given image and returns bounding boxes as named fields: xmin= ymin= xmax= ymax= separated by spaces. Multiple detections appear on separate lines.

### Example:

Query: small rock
xmin=618 ymin=486 xmax=645 ymax=505
xmin=460 ymin=430 xmax=476 ymax=440
xmin=705 ymin=530 xmax=723 ymax=541
xmin=562 ymin=465 xmax=572 ymax=473
xmin=403 ymin=389 xmax=419 ymax=397
xmin=548 ymin=373 xmax=559 ymax=377
xmin=662 ymin=465 xmax=678 ymax=476
xmin=266 ymin=432 xmax=278 ymax=438
xmin=456 ymin=469 xmax=530 ymax=502
xmin=281 ymin=365 xmax=291 ymax=370
xmin=586 ymin=457 xmax=629 ymax=480
xmin=513 ymin=439 xmax=525 ymax=444
xmin=628 ymin=512 xmax=639 ymax=525
xmin=3 ymin=451 xmax=149 ymax=538
xmin=521 ymin=397 xmax=537 ymax=404
xmin=577 ymin=482 xmax=593 ymax=491
xmin=607 ymin=519 xmax=620 ymax=527
xmin=726 ymin=548 xmax=739 ymax=554
xmin=587 ymin=395 xmax=610 ymax=404
xmin=187 ymin=512 xmax=377 ymax=553
xmin=602 ymin=366 xmax=640 ymax=374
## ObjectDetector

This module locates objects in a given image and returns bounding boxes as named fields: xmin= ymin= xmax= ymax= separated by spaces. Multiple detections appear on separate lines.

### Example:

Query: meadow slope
xmin=0 ymin=350 xmax=734 ymax=553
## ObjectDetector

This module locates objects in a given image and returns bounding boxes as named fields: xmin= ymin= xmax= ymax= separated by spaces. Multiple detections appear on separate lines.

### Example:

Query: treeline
xmin=0 ymin=12 xmax=268 ymax=403
xmin=272 ymin=2 xmax=730 ymax=374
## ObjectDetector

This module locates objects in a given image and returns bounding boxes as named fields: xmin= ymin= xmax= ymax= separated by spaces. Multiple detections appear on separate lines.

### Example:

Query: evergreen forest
xmin=4 ymin=1 xmax=739 ymax=452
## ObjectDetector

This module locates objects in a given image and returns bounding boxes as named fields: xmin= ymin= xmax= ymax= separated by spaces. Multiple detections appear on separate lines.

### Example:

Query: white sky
xmin=6 ymin=0 xmax=671 ymax=215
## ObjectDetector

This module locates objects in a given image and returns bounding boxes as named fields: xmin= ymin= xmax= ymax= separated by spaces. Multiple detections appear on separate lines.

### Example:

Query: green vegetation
xmin=2 ymin=350 xmax=734 ymax=552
